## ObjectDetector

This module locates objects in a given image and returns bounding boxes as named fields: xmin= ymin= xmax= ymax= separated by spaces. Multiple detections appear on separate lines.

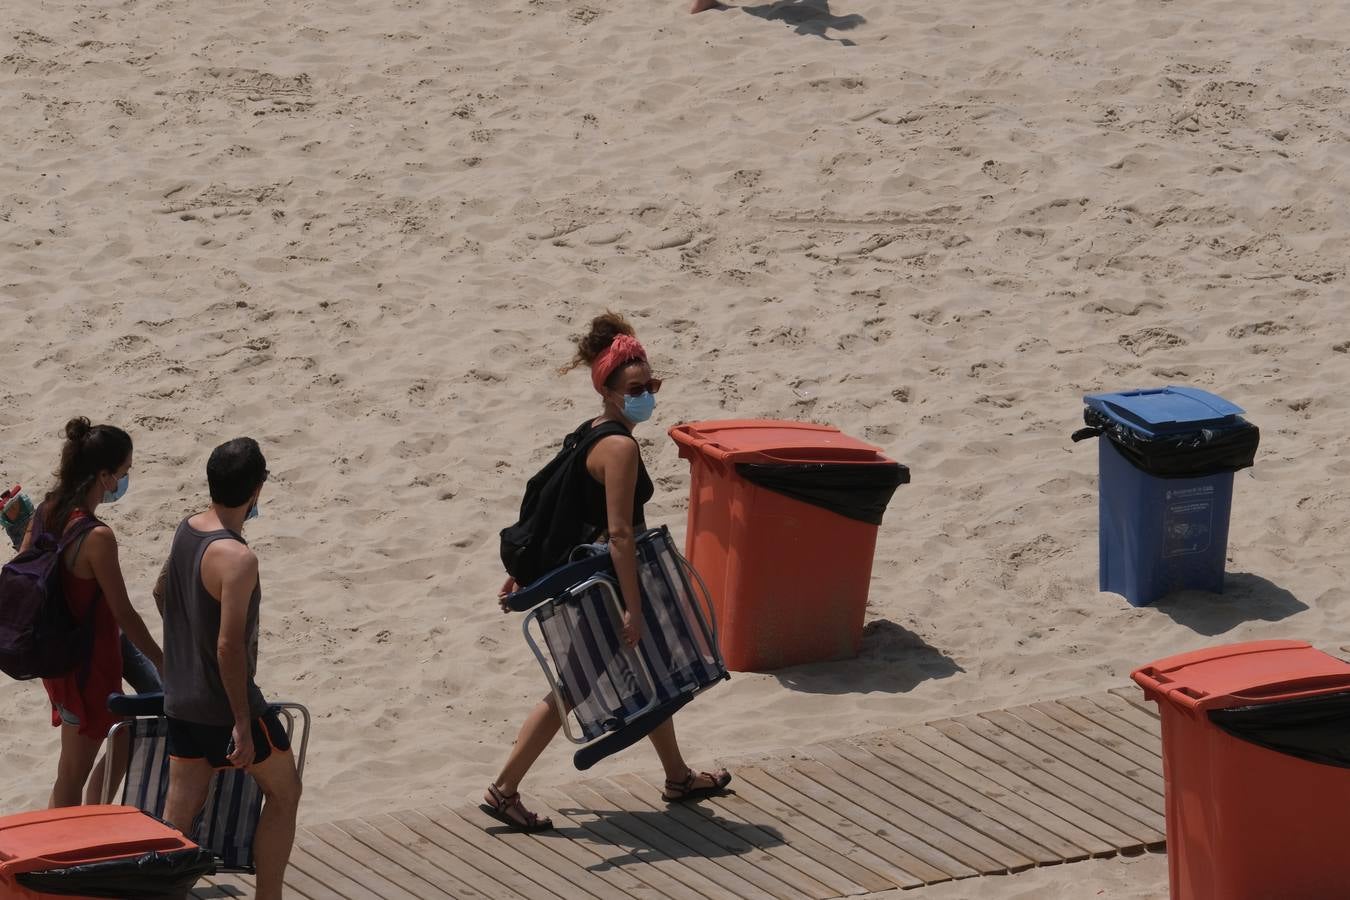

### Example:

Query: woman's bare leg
xmin=648 ymin=717 xmax=728 ymax=794
xmin=50 ymin=725 xmax=101 ymax=808
xmin=485 ymin=695 xmax=561 ymax=826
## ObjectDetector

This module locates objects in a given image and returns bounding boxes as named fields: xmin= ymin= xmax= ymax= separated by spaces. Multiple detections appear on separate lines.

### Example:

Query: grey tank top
xmin=162 ymin=518 xmax=267 ymax=726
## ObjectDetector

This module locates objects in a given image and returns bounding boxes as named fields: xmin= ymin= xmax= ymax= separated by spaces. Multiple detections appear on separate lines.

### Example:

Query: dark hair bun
xmin=64 ymin=417 xmax=92 ymax=443
xmin=567 ymin=311 xmax=635 ymax=371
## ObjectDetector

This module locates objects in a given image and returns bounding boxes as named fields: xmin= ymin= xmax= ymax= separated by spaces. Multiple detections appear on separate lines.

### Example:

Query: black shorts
xmin=167 ymin=710 xmax=291 ymax=769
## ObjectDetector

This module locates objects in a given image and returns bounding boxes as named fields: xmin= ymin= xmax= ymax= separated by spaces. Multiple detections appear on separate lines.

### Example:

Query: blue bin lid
xmin=1084 ymin=386 xmax=1245 ymax=438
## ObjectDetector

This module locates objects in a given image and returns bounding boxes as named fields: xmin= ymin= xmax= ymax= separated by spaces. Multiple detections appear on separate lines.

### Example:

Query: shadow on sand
xmin=740 ymin=0 xmax=866 ymax=44
xmin=772 ymin=619 xmax=963 ymax=694
xmin=1149 ymin=571 xmax=1308 ymax=636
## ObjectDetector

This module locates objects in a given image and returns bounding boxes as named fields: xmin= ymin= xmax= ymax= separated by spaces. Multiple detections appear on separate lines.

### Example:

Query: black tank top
xmin=578 ymin=418 xmax=654 ymax=540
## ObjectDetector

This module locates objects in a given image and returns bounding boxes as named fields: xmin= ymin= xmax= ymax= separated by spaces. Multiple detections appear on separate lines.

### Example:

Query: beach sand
xmin=4 ymin=0 xmax=1349 ymax=895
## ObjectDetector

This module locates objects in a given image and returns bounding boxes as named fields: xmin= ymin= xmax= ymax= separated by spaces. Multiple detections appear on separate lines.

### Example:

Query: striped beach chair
xmin=102 ymin=693 xmax=310 ymax=873
xmin=507 ymin=525 xmax=729 ymax=770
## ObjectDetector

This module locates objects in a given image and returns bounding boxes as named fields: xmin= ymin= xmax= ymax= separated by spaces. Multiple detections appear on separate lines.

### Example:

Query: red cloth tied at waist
xmin=590 ymin=334 xmax=647 ymax=394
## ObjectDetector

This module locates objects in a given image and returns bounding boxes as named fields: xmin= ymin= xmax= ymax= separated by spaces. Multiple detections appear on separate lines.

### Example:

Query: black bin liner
xmin=1209 ymin=691 xmax=1350 ymax=769
xmin=16 ymin=846 xmax=216 ymax=899
xmin=735 ymin=462 xmax=910 ymax=525
xmin=1071 ymin=406 xmax=1259 ymax=479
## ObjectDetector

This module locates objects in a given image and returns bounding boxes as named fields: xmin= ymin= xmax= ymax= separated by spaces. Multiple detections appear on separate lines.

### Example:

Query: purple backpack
xmin=0 ymin=509 xmax=100 ymax=681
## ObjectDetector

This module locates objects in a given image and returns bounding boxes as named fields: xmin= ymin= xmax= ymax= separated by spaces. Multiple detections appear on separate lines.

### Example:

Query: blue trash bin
xmin=1072 ymin=387 xmax=1260 ymax=607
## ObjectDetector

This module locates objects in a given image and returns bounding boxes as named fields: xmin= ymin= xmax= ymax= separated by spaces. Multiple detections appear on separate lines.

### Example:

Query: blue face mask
xmin=245 ymin=501 xmax=260 ymax=521
xmin=103 ymin=474 xmax=129 ymax=504
xmin=622 ymin=391 xmax=656 ymax=424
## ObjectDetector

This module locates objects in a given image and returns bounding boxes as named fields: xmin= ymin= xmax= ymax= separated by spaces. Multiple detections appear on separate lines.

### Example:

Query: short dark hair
xmin=207 ymin=438 xmax=268 ymax=507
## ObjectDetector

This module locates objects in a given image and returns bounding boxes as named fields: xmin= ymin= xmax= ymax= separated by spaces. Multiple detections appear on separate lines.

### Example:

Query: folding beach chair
xmin=101 ymin=693 xmax=310 ymax=873
xmin=506 ymin=525 xmax=729 ymax=770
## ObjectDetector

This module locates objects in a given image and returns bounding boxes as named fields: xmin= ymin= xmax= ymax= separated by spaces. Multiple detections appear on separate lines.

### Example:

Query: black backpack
xmin=0 ymin=509 xmax=100 ymax=681
xmin=500 ymin=420 xmax=631 ymax=586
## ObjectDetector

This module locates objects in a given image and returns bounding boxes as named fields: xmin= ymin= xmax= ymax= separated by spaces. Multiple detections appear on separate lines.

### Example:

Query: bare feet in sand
xmin=691 ymin=0 xmax=720 ymax=12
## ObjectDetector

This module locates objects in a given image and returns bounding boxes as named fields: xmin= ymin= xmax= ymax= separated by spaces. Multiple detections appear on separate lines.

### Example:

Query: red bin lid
xmin=1131 ymin=640 xmax=1350 ymax=714
xmin=0 ymin=806 xmax=191 ymax=877
xmin=668 ymin=419 xmax=890 ymax=465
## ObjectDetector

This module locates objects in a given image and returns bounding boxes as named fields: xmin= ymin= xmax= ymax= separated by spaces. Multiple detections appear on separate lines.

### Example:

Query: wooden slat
xmin=1092 ymin=693 xmax=1167 ymax=741
xmin=619 ymin=772 xmax=870 ymax=898
xmin=331 ymin=817 xmax=473 ymax=900
xmin=774 ymin=760 xmax=981 ymax=880
xmin=950 ymin=715 xmax=1164 ymax=841
xmin=800 ymin=747 xmax=1028 ymax=873
xmin=538 ymin=784 xmax=735 ymax=900
xmin=1061 ymin=696 xmax=1165 ymax=759
xmin=822 ymin=739 xmax=1049 ymax=867
xmin=251 ymin=856 xmax=340 ymax=900
xmin=369 ymin=812 xmax=531 ymax=900
xmin=525 ymin=790 xmax=709 ymax=900
xmin=910 ymin=722 xmax=1134 ymax=854
xmin=579 ymin=777 xmax=810 ymax=900
xmin=599 ymin=773 xmax=839 ymax=900
xmin=1108 ymin=686 xmax=1160 ymax=719
xmin=452 ymin=802 xmax=636 ymax=900
xmin=483 ymin=793 xmax=672 ymax=900
xmin=296 ymin=828 xmax=422 ymax=900
xmin=1029 ymin=702 xmax=1165 ymax=786
xmin=635 ymin=771 xmax=892 ymax=895
xmin=977 ymin=710 xmax=1166 ymax=825
xmin=741 ymin=766 xmax=950 ymax=885
xmin=869 ymin=734 xmax=1101 ymax=858
xmin=557 ymin=781 xmax=775 ymax=900
xmin=427 ymin=804 xmax=619 ymax=900
xmin=306 ymin=821 xmax=450 ymax=900
xmin=289 ymin=841 xmax=385 ymax=900
xmin=730 ymin=766 xmax=927 ymax=889
xmin=400 ymin=807 xmax=594 ymax=900
xmin=933 ymin=717 xmax=1162 ymax=846
xmin=858 ymin=734 xmax=1090 ymax=868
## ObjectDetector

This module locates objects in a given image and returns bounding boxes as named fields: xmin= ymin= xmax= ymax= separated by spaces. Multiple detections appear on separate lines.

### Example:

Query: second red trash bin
xmin=1132 ymin=640 xmax=1350 ymax=900
xmin=669 ymin=419 xmax=908 ymax=671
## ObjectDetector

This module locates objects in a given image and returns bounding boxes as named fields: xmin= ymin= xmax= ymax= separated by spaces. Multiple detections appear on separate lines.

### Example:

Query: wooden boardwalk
xmin=191 ymin=688 xmax=1165 ymax=898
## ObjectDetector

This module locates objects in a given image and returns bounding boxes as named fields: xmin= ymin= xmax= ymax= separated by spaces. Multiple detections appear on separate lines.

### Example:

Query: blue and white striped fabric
xmin=534 ymin=526 xmax=727 ymax=745
xmin=118 ymin=711 xmax=267 ymax=872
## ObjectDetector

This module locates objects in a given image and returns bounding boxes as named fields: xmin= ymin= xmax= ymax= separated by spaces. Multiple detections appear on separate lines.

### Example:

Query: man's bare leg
xmin=164 ymin=757 xmax=213 ymax=834
xmin=248 ymin=749 xmax=302 ymax=900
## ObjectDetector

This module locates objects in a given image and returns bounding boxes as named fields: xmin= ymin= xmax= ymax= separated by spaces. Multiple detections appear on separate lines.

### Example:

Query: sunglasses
xmin=619 ymin=378 xmax=663 ymax=398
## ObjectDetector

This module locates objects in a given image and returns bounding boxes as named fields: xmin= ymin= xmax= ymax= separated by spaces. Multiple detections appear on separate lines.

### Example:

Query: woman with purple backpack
xmin=17 ymin=417 xmax=164 ymax=807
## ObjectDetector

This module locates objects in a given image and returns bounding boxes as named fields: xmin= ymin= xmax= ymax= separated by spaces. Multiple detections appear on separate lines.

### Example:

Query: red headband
xmin=591 ymin=334 xmax=647 ymax=394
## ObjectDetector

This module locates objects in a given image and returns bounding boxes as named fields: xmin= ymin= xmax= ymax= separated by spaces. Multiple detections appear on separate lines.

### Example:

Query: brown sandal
xmin=661 ymin=768 xmax=732 ymax=803
xmin=481 ymin=784 xmax=554 ymax=832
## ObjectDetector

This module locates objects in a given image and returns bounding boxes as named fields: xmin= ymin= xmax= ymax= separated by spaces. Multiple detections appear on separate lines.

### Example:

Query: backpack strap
xmin=55 ymin=512 xmax=102 ymax=567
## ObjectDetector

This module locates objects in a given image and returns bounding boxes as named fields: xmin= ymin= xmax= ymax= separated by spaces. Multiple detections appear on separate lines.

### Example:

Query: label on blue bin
xmin=1162 ymin=485 xmax=1215 ymax=557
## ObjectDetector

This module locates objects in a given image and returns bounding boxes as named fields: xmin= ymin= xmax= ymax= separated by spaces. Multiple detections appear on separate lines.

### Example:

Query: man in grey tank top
xmin=155 ymin=438 xmax=301 ymax=900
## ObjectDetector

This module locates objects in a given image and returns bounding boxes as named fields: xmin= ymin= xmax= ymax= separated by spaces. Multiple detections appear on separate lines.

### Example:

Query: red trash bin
xmin=0 ymin=805 xmax=213 ymax=900
xmin=669 ymin=419 xmax=907 ymax=671
xmin=1132 ymin=640 xmax=1350 ymax=900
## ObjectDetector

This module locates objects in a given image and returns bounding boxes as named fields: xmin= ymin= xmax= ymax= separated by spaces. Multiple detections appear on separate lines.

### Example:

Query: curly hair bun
xmin=566 ymin=311 xmax=636 ymax=371
xmin=64 ymin=416 xmax=92 ymax=443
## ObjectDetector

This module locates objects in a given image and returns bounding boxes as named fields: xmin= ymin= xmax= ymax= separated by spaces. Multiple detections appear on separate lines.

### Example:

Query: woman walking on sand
xmin=18 ymin=417 xmax=164 ymax=807
xmin=483 ymin=312 xmax=731 ymax=832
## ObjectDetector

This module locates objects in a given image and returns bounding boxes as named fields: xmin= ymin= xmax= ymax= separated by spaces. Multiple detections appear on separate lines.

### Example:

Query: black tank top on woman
xmin=578 ymin=418 xmax=654 ymax=541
